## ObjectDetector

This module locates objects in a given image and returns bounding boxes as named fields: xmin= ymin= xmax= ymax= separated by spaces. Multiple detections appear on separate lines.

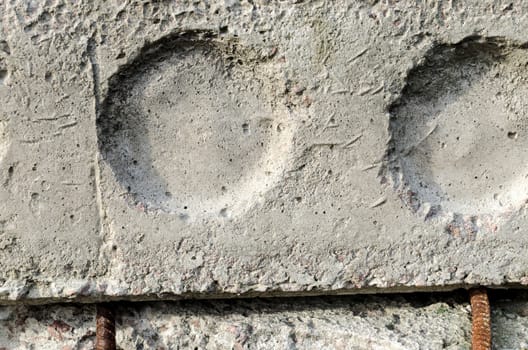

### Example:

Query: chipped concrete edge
xmin=0 ymin=279 xmax=525 ymax=306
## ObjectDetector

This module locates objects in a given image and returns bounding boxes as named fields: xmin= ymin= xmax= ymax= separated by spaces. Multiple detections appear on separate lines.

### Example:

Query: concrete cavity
xmin=98 ymin=36 xmax=293 ymax=220
xmin=388 ymin=37 xmax=528 ymax=220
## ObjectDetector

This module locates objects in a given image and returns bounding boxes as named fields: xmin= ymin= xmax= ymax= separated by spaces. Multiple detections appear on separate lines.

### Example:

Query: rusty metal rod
xmin=469 ymin=287 xmax=491 ymax=350
xmin=96 ymin=304 xmax=116 ymax=350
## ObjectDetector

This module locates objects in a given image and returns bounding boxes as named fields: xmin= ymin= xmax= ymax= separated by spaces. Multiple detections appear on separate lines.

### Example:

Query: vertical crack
xmin=87 ymin=35 xmax=101 ymax=115
xmin=87 ymin=33 xmax=111 ymax=274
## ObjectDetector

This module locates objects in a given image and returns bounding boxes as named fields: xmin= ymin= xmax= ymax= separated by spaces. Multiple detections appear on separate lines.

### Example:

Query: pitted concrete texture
xmin=3 ymin=293 xmax=528 ymax=350
xmin=0 ymin=295 xmax=472 ymax=350
xmin=2 ymin=0 xmax=528 ymax=302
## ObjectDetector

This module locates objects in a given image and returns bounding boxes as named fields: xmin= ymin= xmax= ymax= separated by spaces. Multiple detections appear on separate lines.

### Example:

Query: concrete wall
xmin=2 ymin=0 xmax=528 ymax=303
xmin=2 ymin=0 xmax=528 ymax=347
xmin=2 ymin=292 xmax=528 ymax=349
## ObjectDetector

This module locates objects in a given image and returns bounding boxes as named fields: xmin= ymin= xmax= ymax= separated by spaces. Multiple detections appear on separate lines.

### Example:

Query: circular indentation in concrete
xmin=98 ymin=35 xmax=292 ymax=219
xmin=387 ymin=37 xmax=528 ymax=219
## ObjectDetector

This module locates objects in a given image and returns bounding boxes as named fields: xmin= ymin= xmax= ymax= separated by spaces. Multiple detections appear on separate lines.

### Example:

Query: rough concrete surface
xmin=0 ymin=294 xmax=472 ymax=350
xmin=2 ymin=292 xmax=528 ymax=349
xmin=3 ymin=0 xmax=528 ymax=301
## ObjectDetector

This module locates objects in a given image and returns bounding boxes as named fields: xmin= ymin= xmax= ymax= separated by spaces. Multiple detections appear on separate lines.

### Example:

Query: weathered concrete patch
xmin=1 ymin=0 xmax=528 ymax=301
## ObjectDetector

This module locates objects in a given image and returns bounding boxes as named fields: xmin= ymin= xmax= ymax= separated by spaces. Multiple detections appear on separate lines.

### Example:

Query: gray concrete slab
xmin=1 ymin=0 xmax=528 ymax=302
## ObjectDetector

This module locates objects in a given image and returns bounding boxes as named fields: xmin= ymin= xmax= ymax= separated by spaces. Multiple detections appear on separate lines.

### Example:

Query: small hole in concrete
xmin=0 ymin=69 xmax=7 ymax=85
xmin=242 ymin=123 xmax=250 ymax=134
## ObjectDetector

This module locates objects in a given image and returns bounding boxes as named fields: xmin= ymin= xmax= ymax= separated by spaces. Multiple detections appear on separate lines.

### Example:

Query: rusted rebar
xmin=469 ymin=287 xmax=491 ymax=350
xmin=96 ymin=304 xmax=116 ymax=350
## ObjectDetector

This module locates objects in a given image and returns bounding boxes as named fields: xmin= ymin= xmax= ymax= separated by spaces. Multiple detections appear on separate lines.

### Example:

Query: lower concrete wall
xmin=1 ymin=292 xmax=527 ymax=349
